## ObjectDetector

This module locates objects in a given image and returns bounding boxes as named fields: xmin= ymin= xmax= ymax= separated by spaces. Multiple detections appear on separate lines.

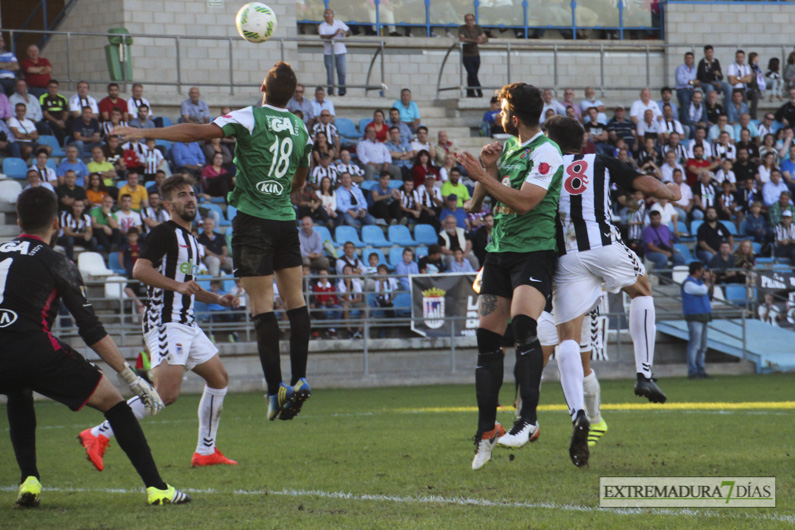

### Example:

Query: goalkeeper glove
xmin=119 ymin=363 xmax=165 ymax=416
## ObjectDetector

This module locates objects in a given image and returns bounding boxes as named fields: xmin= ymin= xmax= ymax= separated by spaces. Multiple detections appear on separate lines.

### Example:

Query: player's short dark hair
xmin=704 ymin=45 xmax=713 ymax=52
xmin=661 ymin=86 xmax=672 ymax=94
xmin=15 ymin=102 xmax=25 ymax=110
xmin=380 ymin=170 xmax=391 ymax=178
xmin=120 ymin=194 xmax=132 ymax=201
xmin=160 ymin=174 xmax=195 ymax=201
xmin=649 ymin=210 xmax=661 ymax=217
xmin=427 ymin=244 xmax=441 ymax=255
xmin=389 ymin=107 xmax=400 ymax=114
xmin=48 ymin=79 xmax=58 ymax=86
xmin=544 ymin=115 xmax=584 ymax=154
xmin=17 ymin=187 xmax=58 ymax=233
xmin=35 ymin=147 xmax=49 ymax=157
xmin=264 ymin=61 xmax=297 ymax=108
xmin=389 ymin=126 xmax=399 ymax=133
xmin=497 ymin=83 xmax=543 ymax=128
xmin=107 ymin=83 xmax=119 ymax=90
xmin=111 ymin=106 xmax=122 ymax=114
xmin=417 ymin=126 xmax=428 ymax=134
xmin=689 ymin=261 xmax=704 ymax=275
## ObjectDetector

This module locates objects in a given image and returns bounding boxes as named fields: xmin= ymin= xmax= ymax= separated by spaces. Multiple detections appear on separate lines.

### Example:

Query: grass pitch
xmin=1 ymin=374 xmax=794 ymax=529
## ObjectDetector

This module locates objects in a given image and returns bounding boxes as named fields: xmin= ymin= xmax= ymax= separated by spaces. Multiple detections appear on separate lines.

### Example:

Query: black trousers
xmin=463 ymin=56 xmax=482 ymax=98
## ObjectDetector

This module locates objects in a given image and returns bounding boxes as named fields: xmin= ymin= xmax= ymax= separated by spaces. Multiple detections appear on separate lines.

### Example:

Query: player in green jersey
xmin=114 ymin=62 xmax=315 ymax=422
xmin=458 ymin=83 xmax=564 ymax=470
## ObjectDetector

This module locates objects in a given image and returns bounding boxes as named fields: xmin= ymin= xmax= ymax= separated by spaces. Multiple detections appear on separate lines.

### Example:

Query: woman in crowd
xmin=312 ymin=131 xmax=336 ymax=166
xmin=201 ymin=152 xmax=235 ymax=198
xmin=86 ymin=172 xmax=110 ymax=208
xmin=365 ymin=109 xmax=389 ymax=143
xmin=204 ymin=136 xmax=234 ymax=169
xmin=315 ymin=176 xmax=339 ymax=228
xmin=411 ymin=149 xmax=439 ymax=188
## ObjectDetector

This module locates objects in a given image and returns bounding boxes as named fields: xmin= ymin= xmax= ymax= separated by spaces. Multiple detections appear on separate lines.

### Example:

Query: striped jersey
xmin=775 ymin=222 xmax=795 ymax=246
xmin=140 ymin=220 xmax=204 ymax=331
xmin=60 ymin=210 xmax=92 ymax=235
xmin=557 ymin=153 xmax=640 ymax=255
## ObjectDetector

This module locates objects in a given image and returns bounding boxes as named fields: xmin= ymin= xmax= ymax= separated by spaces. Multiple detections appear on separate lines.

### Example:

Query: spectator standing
xmin=0 ymin=35 xmax=19 ymax=96
xmin=642 ymin=210 xmax=685 ymax=271
xmin=696 ymin=207 xmax=734 ymax=263
xmin=287 ymin=84 xmax=314 ymax=125
xmin=774 ymin=210 xmax=795 ymax=262
xmin=180 ymin=87 xmax=210 ymax=124
xmin=336 ymin=172 xmax=375 ymax=226
xmin=458 ymin=14 xmax=486 ymax=98
xmin=68 ymin=81 xmax=99 ymax=118
xmin=127 ymin=83 xmax=152 ymax=120
xmin=99 ymin=83 xmax=129 ymax=121
xmin=747 ymin=52 xmax=764 ymax=120
xmin=318 ymin=9 xmax=350 ymax=97
xmin=727 ymin=50 xmax=758 ymax=119
xmin=681 ymin=261 xmax=714 ymax=379
xmin=198 ymin=217 xmax=234 ymax=277
xmin=393 ymin=88 xmax=421 ymax=132
xmin=298 ymin=216 xmax=331 ymax=272
xmin=39 ymin=79 xmax=69 ymax=145
xmin=675 ymin=52 xmax=700 ymax=122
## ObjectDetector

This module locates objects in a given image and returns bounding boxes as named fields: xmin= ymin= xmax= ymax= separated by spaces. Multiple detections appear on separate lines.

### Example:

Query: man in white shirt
xmin=286 ymin=84 xmax=315 ymax=125
xmin=727 ymin=49 xmax=753 ymax=95
xmin=660 ymin=150 xmax=685 ymax=183
xmin=310 ymin=86 xmax=335 ymax=122
xmin=579 ymin=86 xmax=607 ymax=123
xmin=69 ymin=81 xmax=99 ymax=118
xmin=763 ymin=170 xmax=790 ymax=207
xmin=540 ymin=88 xmax=566 ymax=123
xmin=9 ymin=79 xmax=44 ymax=125
xmin=127 ymin=83 xmax=152 ymax=121
xmin=356 ymin=127 xmax=400 ymax=180
xmin=318 ymin=9 xmax=350 ymax=97
xmin=629 ymin=88 xmax=663 ymax=125
xmin=8 ymin=102 xmax=39 ymax=159
xmin=409 ymin=126 xmax=436 ymax=161
xmin=671 ymin=169 xmax=698 ymax=221
xmin=24 ymin=169 xmax=56 ymax=192
xmin=336 ymin=148 xmax=365 ymax=181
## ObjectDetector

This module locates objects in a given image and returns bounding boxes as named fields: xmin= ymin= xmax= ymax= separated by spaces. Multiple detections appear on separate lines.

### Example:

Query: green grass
xmin=1 ymin=374 xmax=794 ymax=528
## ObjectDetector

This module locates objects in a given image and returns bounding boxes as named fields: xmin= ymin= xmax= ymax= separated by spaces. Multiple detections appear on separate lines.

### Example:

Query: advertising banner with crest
xmin=410 ymin=273 xmax=479 ymax=338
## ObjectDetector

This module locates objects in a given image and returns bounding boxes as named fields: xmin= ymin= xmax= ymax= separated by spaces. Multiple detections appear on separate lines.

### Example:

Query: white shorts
xmin=144 ymin=322 xmax=218 ymax=371
xmin=538 ymin=310 xmax=593 ymax=352
xmin=553 ymin=242 xmax=645 ymax=325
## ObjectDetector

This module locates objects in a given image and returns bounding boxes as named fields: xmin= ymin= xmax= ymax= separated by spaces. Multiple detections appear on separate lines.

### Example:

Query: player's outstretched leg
xmin=472 ymin=327 xmax=506 ymax=470
xmin=7 ymin=389 xmax=40 ymax=489
xmin=629 ymin=292 xmax=666 ymax=403
xmin=279 ymin=306 xmax=312 ymax=420
xmin=79 ymin=396 xmax=147 ymax=471
xmin=569 ymin=410 xmax=590 ymax=467
xmin=498 ymin=316 xmax=542 ymax=449
xmin=583 ymin=369 xmax=607 ymax=447
xmin=253 ymin=311 xmax=290 ymax=420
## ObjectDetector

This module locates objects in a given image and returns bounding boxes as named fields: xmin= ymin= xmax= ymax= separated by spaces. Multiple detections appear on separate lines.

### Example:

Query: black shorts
xmin=0 ymin=334 xmax=103 ymax=411
xmin=479 ymin=250 xmax=557 ymax=300
xmin=231 ymin=212 xmax=302 ymax=277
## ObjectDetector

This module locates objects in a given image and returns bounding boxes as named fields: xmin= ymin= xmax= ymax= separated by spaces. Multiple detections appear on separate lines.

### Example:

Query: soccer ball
xmin=235 ymin=3 xmax=278 ymax=43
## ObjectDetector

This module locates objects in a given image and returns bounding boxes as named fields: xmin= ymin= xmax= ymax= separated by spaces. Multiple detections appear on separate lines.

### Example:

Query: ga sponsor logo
xmin=267 ymin=116 xmax=296 ymax=134
xmin=0 ymin=308 xmax=18 ymax=328
xmin=256 ymin=180 xmax=284 ymax=195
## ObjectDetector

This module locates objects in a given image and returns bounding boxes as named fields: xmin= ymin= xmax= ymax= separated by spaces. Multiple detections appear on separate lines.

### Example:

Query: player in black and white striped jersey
xmin=545 ymin=116 xmax=681 ymax=413
xmin=80 ymin=175 xmax=241 ymax=470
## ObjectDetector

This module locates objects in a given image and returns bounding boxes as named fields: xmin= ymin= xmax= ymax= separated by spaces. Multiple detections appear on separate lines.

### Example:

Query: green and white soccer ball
xmin=235 ymin=3 xmax=278 ymax=43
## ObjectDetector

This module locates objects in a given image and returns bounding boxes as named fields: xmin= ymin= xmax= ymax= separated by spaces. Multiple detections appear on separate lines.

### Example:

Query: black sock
xmin=254 ymin=312 xmax=283 ymax=393
xmin=7 ymin=389 xmax=39 ymax=482
xmin=286 ymin=306 xmax=310 ymax=385
xmin=104 ymin=401 xmax=166 ymax=490
xmin=476 ymin=328 xmax=505 ymax=434
xmin=512 ymin=314 xmax=543 ymax=425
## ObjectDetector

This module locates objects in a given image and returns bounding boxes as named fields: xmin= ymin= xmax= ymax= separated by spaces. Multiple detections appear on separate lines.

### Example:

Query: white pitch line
xmin=0 ymin=485 xmax=792 ymax=524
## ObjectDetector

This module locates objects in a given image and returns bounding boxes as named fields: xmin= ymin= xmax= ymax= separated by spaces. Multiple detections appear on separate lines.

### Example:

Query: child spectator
xmin=449 ymin=248 xmax=475 ymax=273
xmin=113 ymin=193 xmax=143 ymax=236
xmin=395 ymin=247 xmax=418 ymax=292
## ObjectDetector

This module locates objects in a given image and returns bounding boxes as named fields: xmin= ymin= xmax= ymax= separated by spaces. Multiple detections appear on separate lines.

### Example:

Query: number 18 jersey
xmin=557 ymin=153 xmax=641 ymax=255
xmin=214 ymin=104 xmax=313 ymax=221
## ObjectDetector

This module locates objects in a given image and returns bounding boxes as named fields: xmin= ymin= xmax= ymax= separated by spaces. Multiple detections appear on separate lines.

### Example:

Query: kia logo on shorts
xmin=0 ymin=309 xmax=18 ymax=328
xmin=256 ymin=180 xmax=284 ymax=195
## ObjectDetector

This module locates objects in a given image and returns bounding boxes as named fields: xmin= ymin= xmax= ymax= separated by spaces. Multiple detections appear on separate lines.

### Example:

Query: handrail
xmin=436 ymin=42 xmax=460 ymax=96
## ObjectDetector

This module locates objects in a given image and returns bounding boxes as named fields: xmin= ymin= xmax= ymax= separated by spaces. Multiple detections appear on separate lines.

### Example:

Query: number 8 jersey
xmin=557 ymin=153 xmax=642 ymax=255
xmin=214 ymin=105 xmax=313 ymax=221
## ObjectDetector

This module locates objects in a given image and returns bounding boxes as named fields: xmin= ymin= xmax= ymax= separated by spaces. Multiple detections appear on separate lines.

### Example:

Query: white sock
xmin=583 ymin=369 xmax=602 ymax=424
xmin=195 ymin=386 xmax=227 ymax=456
xmin=91 ymin=396 xmax=148 ymax=439
xmin=629 ymin=295 xmax=656 ymax=379
xmin=557 ymin=340 xmax=585 ymax=421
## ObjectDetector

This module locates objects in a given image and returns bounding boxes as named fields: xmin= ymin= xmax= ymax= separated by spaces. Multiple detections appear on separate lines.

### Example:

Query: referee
xmin=0 ymin=187 xmax=190 ymax=506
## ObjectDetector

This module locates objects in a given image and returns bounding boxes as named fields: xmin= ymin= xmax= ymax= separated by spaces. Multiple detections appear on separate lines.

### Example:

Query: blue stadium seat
xmin=313 ymin=225 xmax=335 ymax=246
xmin=155 ymin=116 xmax=173 ymax=127
xmin=393 ymin=292 xmax=411 ymax=317
xmin=108 ymin=252 xmax=125 ymax=274
xmin=201 ymin=203 xmax=231 ymax=226
xmin=690 ymin=220 xmax=703 ymax=235
xmin=358 ymin=118 xmax=372 ymax=136
xmin=415 ymin=246 xmax=429 ymax=258
xmin=414 ymin=224 xmax=438 ymax=246
xmin=116 ymin=180 xmax=128 ymax=189
xmin=724 ymin=222 xmax=738 ymax=235
xmin=360 ymin=180 xmax=378 ymax=191
xmin=45 ymin=159 xmax=57 ymax=170
xmin=36 ymin=135 xmax=65 ymax=157
xmin=752 ymin=242 xmax=762 ymax=254
xmin=389 ymin=246 xmax=407 ymax=267
xmin=388 ymin=225 xmax=417 ymax=246
xmin=335 ymin=118 xmax=359 ymax=140
xmin=362 ymin=225 xmax=391 ymax=247
xmin=739 ymin=220 xmax=748 ymax=235
xmin=155 ymin=139 xmax=172 ymax=151
xmin=2 ymin=158 xmax=28 ymax=179
xmin=673 ymin=243 xmax=694 ymax=264
xmin=335 ymin=225 xmax=365 ymax=248
xmin=387 ymin=180 xmax=403 ymax=191
xmin=756 ymin=257 xmax=775 ymax=264
xmin=725 ymin=284 xmax=748 ymax=305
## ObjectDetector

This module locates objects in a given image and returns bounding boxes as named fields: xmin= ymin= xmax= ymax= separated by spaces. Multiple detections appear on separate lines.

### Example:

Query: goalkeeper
xmin=0 ymin=187 xmax=189 ymax=507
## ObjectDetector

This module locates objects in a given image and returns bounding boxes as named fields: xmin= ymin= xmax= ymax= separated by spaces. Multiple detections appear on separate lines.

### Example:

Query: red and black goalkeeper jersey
xmin=0 ymin=235 xmax=106 ymax=347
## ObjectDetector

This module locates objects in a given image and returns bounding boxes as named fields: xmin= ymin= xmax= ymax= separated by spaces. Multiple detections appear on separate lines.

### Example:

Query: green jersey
xmin=214 ymin=104 xmax=312 ymax=221
xmin=487 ymin=132 xmax=563 ymax=254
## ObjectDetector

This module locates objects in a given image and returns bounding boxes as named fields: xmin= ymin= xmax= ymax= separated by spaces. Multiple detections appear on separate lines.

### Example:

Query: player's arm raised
xmin=632 ymin=175 xmax=681 ymax=202
xmin=466 ymin=142 xmax=502 ymax=213
xmin=113 ymin=123 xmax=224 ymax=143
